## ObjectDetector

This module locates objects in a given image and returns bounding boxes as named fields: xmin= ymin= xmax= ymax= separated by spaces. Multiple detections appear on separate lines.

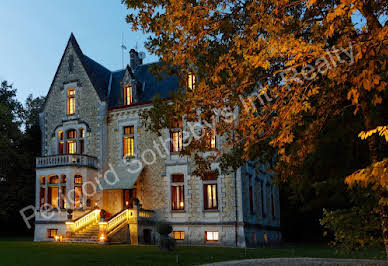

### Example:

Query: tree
xmin=123 ymin=0 xmax=387 ymax=255
xmin=0 ymin=81 xmax=44 ymax=235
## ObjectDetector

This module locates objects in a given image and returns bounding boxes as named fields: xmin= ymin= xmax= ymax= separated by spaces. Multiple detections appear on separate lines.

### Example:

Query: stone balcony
xmin=36 ymin=154 xmax=98 ymax=169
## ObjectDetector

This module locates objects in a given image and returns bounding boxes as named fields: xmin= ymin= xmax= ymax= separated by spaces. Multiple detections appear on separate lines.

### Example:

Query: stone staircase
xmin=64 ymin=223 xmax=99 ymax=243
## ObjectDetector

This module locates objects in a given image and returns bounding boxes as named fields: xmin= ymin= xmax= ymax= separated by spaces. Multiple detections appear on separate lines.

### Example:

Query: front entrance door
xmin=123 ymin=189 xmax=137 ymax=208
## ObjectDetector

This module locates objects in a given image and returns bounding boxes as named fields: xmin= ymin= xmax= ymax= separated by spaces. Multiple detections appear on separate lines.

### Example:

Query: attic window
xmin=67 ymin=88 xmax=75 ymax=115
xmin=187 ymin=73 xmax=196 ymax=90
xmin=124 ymin=85 xmax=133 ymax=106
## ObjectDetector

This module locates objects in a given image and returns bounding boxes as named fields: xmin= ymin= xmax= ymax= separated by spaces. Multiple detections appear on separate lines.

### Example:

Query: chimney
xmin=130 ymin=49 xmax=142 ymax=70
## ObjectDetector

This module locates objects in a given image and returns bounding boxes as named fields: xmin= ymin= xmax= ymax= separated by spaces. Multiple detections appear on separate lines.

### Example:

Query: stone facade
xmin=34 ymin=34 xmax=281 ymax=247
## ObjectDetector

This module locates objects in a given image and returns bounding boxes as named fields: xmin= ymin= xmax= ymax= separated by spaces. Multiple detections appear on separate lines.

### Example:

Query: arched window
xmin=66 ymin=129 xmax=77 ymax=154
xmin=74 ymin=175 xmax=83 ymax=208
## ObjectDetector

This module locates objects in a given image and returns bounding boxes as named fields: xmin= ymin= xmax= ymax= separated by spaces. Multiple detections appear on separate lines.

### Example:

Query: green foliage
xmin=321 ymin=192 xmax=382 ymax=252
xmin=0 ymin=80 xmax=45 ymax=235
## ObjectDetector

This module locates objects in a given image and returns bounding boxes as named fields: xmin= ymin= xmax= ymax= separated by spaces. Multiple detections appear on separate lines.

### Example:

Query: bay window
xmin=58 ymin=130 xmax=64 ymax=155
xmin=79 ymin=128 xmax=85 ymax=155
xmin=40 ymin=176 xmax=46 ymax=208
xmin=47 ymin=175 xmax=59 ymax=209
xmin=74 ymin=175 xmax=83 ymax=208
xmin=66 ymin=129 xmax=77 ymax=154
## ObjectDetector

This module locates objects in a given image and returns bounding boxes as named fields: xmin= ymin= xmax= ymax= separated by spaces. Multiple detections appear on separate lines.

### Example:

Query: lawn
xmin=0 ymin=239 xmax=385 ymax=266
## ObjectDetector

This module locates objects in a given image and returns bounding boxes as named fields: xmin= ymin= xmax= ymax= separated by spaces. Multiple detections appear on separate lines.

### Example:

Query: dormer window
xmin=187 ymin=73 xmax=196 ymax=90
xmin=67 ymin=89 xmax=75 ymax=115
xmin=124 ymin=85 xmax=133 ymax=106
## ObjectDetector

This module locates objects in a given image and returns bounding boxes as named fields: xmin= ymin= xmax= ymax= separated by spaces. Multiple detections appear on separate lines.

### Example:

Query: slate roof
xmin=45 ymin=33 xmax=179 ymax=110
xmin=71 ymin=33 xmax=179 ymax=108
xmin=108 ymin=63 xmax=180 ymax=108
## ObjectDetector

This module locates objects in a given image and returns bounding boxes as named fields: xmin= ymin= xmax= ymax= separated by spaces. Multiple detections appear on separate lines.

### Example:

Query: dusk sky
xmin=0 ymin=0 xmax=158 ymax=103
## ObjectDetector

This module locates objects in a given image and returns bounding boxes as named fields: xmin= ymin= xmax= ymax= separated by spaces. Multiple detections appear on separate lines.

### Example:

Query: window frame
xmin=205 ymin=231 xmax=219 ymax=242
xmin=123 ymin=126 xmax=135 ymax=158
xmin=74 ymin=175 xmax=83 ymax=209
xmin=124 ymin=84 xmax=133 ymax=106
xmin=47 ymin=229 xmax=58 ymax=239
xmin=171 ymin=174 xmax=185 ymax=211
xmin=187 ymin=73 xmax=196 ymax=90
xmin=66 ymin=88 xmax=76 ymax=116
xmin=172 ymin=231 xmax=185 ymax=240
xmin=66 ymin=129 xmax=77 ymax=154
xmin=170 ymin=120 xmax=183 ymax=153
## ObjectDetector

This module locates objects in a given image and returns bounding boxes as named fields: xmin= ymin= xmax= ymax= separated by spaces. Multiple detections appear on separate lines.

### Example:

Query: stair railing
xmin=66 ymin=209 xmax=100 ymax=234
xmin=98 ymin=208 xmax=139 ymax=241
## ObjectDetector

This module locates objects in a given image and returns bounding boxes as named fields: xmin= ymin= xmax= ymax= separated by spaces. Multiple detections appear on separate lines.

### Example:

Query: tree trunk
xmin=361 ymin=101 xmax=388 ymax=259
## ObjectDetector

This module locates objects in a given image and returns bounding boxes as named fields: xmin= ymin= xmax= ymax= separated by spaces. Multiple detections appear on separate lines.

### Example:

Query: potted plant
xmin=66 ymin=209 xmax=73 ymax=220
xmin=157 ymin=222 xmax=175 ymax=251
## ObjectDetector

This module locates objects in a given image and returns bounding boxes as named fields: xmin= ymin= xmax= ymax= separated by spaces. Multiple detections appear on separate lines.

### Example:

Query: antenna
xmin=121 ymin=33 xmax=127 ymax=69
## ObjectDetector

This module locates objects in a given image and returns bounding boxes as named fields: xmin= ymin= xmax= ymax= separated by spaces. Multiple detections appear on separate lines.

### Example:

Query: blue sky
xmin=0 ymin=0 xmax=158 ymax=103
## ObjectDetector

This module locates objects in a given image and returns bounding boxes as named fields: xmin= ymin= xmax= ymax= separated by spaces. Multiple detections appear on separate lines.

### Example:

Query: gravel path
xmin=201 ymin=258 xmax=388 ymax=266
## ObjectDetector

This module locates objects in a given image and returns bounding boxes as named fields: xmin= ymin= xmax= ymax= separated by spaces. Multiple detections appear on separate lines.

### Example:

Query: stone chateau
xmin=34 ymin=33 xmax=281 ymax=247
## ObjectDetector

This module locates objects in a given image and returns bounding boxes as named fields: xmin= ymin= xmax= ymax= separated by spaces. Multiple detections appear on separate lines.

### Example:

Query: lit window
xmin=66 ymin=129 xmax=77 ymax=154
xmin=123 ymin=126 xmax=135 ymax=158
xmin=74 ymin=175 xmax=83 ymax=208
xmin=205 ymin=231 xmax=219 ymax=242
xmin=187 ymin=73 xmax=196 ymax=90
xmin=203 ymin=173 xmax=218 ymax=210
xmin=49 ymin=176 xmax=59 ymax=184
xmin=58 ymin=130 xmax=64 ymax=155
xmin=171 ymin=174 xmax=185 ymax=210
xmin=204 ymin=184 xmax=218 ymax=210
xmin=204 ymin=128 xmax=216 ymax=149
xmin=124 ymin=85 xmax=133 ymax=106
xmin=74 ymin=175 xmax=82 ymax=184
xmin=40 ymin=177 xmax=46 ymax=209
xmin=170 ymin=120 xmax=183 ymax=153
xmin=67 ymin=89 xmax=75 ymax=115
xmin=47 ymin=229 xmax=58 ymax=239
xmin=173 ymin=231 xmax=185 ymax=240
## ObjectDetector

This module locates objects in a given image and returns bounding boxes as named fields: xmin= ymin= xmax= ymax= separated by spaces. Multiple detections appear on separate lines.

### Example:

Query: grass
xmin=0 ymin=239 xmax=385 ymax=266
